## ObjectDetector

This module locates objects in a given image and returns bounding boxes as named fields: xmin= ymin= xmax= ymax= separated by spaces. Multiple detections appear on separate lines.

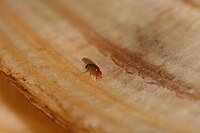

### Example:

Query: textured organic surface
xmin=0 ymin=0 xmax=200 ymax=133
xmin=0 ymin=75 xmax=68 ymax=133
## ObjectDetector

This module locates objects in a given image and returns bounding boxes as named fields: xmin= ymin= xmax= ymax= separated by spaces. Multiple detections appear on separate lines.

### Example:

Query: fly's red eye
xmin=96 ymin=69 xmax=98 ymax=72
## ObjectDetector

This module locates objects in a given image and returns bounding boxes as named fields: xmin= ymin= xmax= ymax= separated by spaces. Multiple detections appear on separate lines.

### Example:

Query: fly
xmin=82 ymin=57 xmax=102 ymax=80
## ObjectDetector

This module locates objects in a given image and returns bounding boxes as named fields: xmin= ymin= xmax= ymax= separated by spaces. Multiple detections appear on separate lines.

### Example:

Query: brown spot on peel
xmin=43 ymin=0 xmax=200 ymax=101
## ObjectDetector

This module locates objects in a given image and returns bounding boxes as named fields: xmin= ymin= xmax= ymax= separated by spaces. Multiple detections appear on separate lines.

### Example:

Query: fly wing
xmin=82 ymin=57 xmax=96 ymax=65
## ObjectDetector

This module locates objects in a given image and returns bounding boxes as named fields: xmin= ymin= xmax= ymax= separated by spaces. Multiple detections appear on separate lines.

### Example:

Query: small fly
xmin=82 ymin=57 xmax=102 ymax=80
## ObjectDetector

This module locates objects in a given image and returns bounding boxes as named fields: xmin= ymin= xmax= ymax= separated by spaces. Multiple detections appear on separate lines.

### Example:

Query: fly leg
xmin=83 ymin=69 xmax=88 ymax=73
xmin=86 ymin=72 xmax=91 ymax=80
xmin=96 ymin=72 xmax=99 ymax=80
xmin=89 ymin=72 xmax=91 ymax=78
xmin=83 ymin=68 xmax=90 ymax=80
xmin=84 ymin=71 xmax=91 ymax=80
